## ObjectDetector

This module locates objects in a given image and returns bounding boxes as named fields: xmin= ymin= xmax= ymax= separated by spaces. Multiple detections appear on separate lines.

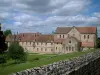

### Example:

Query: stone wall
xmin=11 ymin=50 xmax=100 ymax=75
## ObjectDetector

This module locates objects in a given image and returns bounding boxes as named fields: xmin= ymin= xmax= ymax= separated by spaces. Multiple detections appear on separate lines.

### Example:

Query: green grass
xmin=0 ymin=49 xmax=98 ymax=75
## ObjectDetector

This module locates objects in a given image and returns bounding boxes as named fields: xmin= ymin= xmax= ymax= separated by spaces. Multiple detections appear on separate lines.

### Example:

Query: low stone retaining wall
xmin=11 ymin=50 xmax=100 ymax=75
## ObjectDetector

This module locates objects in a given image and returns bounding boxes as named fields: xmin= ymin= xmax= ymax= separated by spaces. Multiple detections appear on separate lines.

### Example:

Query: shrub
xmin=8 ymin=42 xmax=27 ymax=63
xmin=0 ymin=55 xmax=6 ymax=64
xmin=34 ymin=57 xmax=39 ymax=60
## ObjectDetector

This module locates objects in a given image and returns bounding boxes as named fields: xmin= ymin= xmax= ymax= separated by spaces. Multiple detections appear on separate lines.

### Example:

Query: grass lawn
xmin=0 ymin=49 xmax=98 ymax=75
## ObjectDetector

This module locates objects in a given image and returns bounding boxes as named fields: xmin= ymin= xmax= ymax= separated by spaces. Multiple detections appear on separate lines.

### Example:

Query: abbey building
xmin=6 ymin=26 xmax=97 ymax=54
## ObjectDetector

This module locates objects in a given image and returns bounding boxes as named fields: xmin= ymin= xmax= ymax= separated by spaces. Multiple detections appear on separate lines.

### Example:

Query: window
xmin=69 ymin=47 xmax=71 ymax=51
xmin=69 ymin=40 xmax=71 ymax=43
xmin=84 ymin=35 xmax=86 ymax=39
xmin=45 ymin=43 xmax=47 ymax=46
xmin=60 ymin=35 xmax=61 ymax=38
xmin=56 ymin=47 xmax=57 ymax=50
xmin=88 ymin=35 xmax=89 ymax=39
xmin=30 ymin=42 xmax=31 ymax=45
xmin=45 ymin=48 xmax=47 ymax=51
xmin=51 ymin=49 xmax=53 ymax=51
xmin=63 ymin=35 xmax=64 ymax=38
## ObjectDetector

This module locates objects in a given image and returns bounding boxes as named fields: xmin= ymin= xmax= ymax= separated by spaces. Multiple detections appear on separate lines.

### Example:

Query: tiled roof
xmin=76 ymin=27 xmax=96 ymax=34
xmin=56 ymin=26 xmax=96 ymax=34
xmin=6 ymin=33 xmax=54 ymax=42
xmin=36 ymin=34 xmax=54 ymax=42
xmin=81 ymin=42 xmax=94 ymax=47
xmin=6 ymin=32 xmax=41 ymax=42
xmin=56 ymin=27 xmax=72 ymax=34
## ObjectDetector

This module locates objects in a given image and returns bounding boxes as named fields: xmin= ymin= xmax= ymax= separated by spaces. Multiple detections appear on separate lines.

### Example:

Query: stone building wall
xmin=11 ymin=50 xmax=100 ymax=75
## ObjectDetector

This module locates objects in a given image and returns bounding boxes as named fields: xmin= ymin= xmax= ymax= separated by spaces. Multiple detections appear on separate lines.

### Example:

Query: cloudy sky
xmin=0 ymin=0 xmax=100 ymax=36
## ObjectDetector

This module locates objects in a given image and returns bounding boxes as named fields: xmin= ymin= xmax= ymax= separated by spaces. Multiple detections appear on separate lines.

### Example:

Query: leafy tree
xmin=4 ymin=29 xmax=12 ymax=37
xmin=96 ymin=38 xmax=100 ymax=48
xmin=8 ymin=42 xmax=27 ymax=63
xmin=0 ymin=30 xmax=8 ymax=54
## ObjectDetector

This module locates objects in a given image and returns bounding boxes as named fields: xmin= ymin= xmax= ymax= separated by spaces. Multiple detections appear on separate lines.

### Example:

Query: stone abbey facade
xmin=6 ymin=26 xmax=97 ymax=54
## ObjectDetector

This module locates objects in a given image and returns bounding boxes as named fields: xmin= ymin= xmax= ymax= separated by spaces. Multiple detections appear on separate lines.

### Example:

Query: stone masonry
xmin=11 ymin=50 xmax=100 ymax=75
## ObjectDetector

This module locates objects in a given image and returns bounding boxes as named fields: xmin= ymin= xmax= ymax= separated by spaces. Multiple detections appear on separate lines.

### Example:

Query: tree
xmin=8 ymin=42 xmax=27 ymax=63
xmin=52 ymin=31 xmax=56 ymax=34
xmin=96 ymin=38 xmax=100 ymax=48
xmin=0 ymin=29 xmax=8 ymax=54
xmin=4 ymin=29 xmax=12 ymax=37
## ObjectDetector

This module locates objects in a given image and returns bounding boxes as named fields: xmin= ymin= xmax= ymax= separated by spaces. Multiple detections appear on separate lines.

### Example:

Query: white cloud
xmin=0 ymin=0 xmax=100 ymax=36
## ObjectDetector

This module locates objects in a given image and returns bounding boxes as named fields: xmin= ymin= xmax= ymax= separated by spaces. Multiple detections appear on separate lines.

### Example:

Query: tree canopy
xmin=4 ymin=30 xmax=12 ymax=37
xmin=0 ymin=31 xmax=8 ymax=53
xmin=8 ymin=42 xmax=27 ymax=63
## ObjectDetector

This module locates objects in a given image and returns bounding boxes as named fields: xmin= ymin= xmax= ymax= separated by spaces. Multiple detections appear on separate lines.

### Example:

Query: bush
xmin=0 ymin=55 xmax=6 ymax=64
xmin=34 ymin=57 xmax=39 ymax=60
xmin=8 ymin=42 xmax=27 ymax=63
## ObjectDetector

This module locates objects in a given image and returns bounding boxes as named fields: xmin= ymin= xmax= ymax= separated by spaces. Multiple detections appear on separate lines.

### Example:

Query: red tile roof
xmin=56 ymin=26 xmax=96 ymax=34
xmin=6 ymin=33 xmax=54 ymax=42
xmin=76 ymin=27 xmax=96 ymax=34
xmin=36 ymin=34 xmax=54 ymax=42
xmin=56 ymin=27 xmax=72 ymax=34
xmin=81 ymin=42 xmax=94 ymax=47
xmin=6 ymin=32 xmax=41 ymax=42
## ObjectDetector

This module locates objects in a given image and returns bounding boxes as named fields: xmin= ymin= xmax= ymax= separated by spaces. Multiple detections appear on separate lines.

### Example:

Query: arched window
xmin=69 ymin=40 xmax=71 ymax=43
xmin=56 ymin=47 xmax=57 ymax=50
xmin=66 ymin=47 xmax=68 ymax=50
xmin=60 ymin=35 xmax=61 ymax=38
xmin=88 ymin=35 xmax=89 ymax=39
xmin=69 ymin=47 xmax=71 ymax=51
xmin=84 ymin=35 xmax=86 ymax=39
xmin=63 ymin=35 xmax=64 ymax=38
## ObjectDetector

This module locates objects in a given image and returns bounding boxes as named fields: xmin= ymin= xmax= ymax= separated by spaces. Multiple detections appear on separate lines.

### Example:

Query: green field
xmin=0 ymin=49 xmax=97 ymax=75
